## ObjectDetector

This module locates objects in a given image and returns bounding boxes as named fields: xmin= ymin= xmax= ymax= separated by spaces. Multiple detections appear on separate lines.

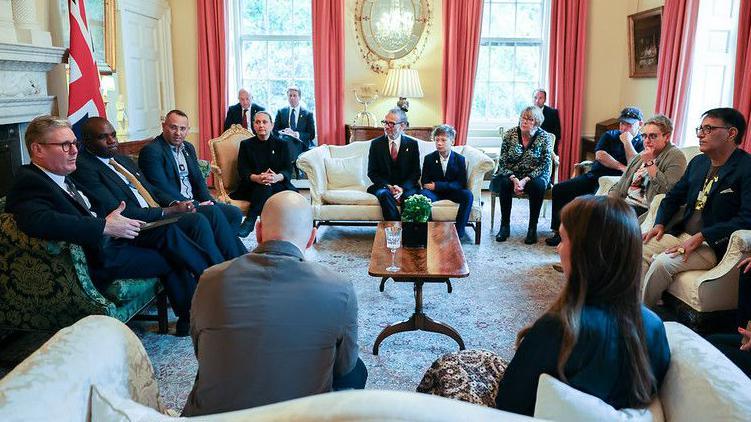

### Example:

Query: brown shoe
xmin=552 ymin=263 xmax=563 ymax=273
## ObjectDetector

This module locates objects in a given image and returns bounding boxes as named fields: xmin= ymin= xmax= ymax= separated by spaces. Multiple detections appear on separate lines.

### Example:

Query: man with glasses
xmin=367 ymin=108 xmax=421 ymax=221
xmin=545 ymin=106 xmax=644 ymax=246
xmin=641 ymin=107 xmax=751 ymax=307
xmin=5 ymin=116 xmax=215 ymax=336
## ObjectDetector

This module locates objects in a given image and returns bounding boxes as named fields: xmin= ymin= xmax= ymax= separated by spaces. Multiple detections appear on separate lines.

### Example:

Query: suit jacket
xmin=421 ymin=150 xmax=468 ymax=193
xmin=183 ymin=240 xmax=359 ymax=416
xmin=655 ymin=148 xmax=751 ymax=257
xmin=367 ymin=134 xmax=421 ymax=192
xmin=223 ymin=102 xmax=265 ymax=131
xmin=540 ymin=105 xmax=561 ymax=152
xmin=273 ymin=106 xmax=316 ymax=147
xmin=72 ymin=148 xmax=170 ymax=223
xmin=138 ymin=135 xmax=212 ymax=203
xmin=234 ymin=134 xmax=295 ymax=198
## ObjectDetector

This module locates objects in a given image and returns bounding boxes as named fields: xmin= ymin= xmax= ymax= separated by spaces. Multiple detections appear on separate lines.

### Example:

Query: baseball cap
xmin=618 ymin=107 xmax=643 ymax=125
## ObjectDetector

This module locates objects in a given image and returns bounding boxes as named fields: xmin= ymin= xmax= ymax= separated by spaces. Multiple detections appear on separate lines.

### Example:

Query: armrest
xmin=296 ymin=146 xmax=329 ymax=206
xmin=571 ymin=160 xmax=593 ymax=179
xmin=640 ymin=194 xmax=665 ymax=233
xmin=209 ymin=164 xmax=230 ymax=202
xmin=460 ymin=145 xmax=495 ymax=203
xmin=595 ymin=176 xmax=620 ymax=196
xmin=697 ymin=230 xmax=751 ymax=283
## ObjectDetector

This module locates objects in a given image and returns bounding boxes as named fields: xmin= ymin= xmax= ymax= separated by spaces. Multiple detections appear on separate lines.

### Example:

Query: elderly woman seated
xmin=490 ymin=106 xmax=553 ymax=244
xmin=608 ymin=114 xmax=687 ymax=218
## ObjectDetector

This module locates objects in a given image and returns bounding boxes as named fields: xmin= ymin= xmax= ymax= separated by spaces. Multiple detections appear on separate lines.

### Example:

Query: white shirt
xmin=170 ymin=144 xmax=193 ymax=200
xmin=439 ymin=150 xmax=451 ymax=175
xmin=33 ymin=163 xmax=94 ymax=215
xmin=97 ymin=156 xmax=150 ymax=208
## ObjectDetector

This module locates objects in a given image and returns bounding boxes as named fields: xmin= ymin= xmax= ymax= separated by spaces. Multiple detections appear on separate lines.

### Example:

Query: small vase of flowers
xmin=401 ymin=194 xmax=432 ymax=248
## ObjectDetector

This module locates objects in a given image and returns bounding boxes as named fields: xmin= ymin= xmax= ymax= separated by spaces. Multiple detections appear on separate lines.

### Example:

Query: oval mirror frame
xmin=354 ymin=0 xmax=432 ymax=74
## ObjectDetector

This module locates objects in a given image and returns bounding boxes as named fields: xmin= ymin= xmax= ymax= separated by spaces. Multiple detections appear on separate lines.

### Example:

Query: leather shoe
xmin=524 ymin=229 xmax=537 ymax=245
xmin=552 ymin=263 xmax=563 ymax=273
xmin=238 ymin=218 xmax=255 ymax=238
xmin=175 ymin=318 xmax=190 ymax=337
xmin=458 ymin=233 xmax=473 ymax=244
xmin=545 ymin=233 xmax=561 ymax=247
xmin=495 ymin=226 xmax=510 ymax=242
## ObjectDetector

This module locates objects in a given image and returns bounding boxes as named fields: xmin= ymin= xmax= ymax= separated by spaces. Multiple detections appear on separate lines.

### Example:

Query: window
xmin=469 ymin=0 xmax=551 ymax=141
xmin=682 ymin=0 xmax=740 ymax=145
xmin=228 ymin=0 xmax=315 ymax=115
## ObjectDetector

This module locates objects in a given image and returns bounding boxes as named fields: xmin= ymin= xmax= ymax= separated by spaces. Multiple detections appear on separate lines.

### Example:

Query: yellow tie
xmin=109 ymin=159 xmax=160 ymax=208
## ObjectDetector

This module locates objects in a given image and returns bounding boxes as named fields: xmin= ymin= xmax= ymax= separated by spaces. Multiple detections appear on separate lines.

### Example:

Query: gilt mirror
xmin=354 ymin=0 xmax=431 ymax=73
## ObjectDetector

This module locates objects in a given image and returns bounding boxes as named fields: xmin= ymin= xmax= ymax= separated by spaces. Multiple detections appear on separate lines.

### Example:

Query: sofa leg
xmin=474 ymin=222 xmax=481 ymax=245
xmin=157 ymin=292 xmax=168 ymax=334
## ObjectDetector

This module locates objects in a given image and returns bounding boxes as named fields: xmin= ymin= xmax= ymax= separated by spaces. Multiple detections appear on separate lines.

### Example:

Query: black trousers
xmin=233 ymin=182 xmax=298 ymax=221
xmin=332 ymin=357 xmax=368 ymax=390
xmin=738 ymin=270 xmax=751 ymax=328
xmin=550 ymin=174 xmax=599 ymax=231
xmin=493 ymin=175 xmax=547 ymax=229
xmin=196 ymin=204 xmax=247 ymax=260
xmin=421 ymin=188 xmax=474 ymax=237
xmin=706 ymin=333 xmax=751 ymax=379
xmin=368 ymin=186 xmax=420 ymax=221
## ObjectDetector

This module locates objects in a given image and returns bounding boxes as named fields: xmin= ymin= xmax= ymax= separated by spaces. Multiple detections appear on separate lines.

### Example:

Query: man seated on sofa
xmin=367 ymin=108 xmax=421 ymax=221
xmin=420 ymin=124 xmax=473 ymax=243
xmin=183 ymin=191 xmax=366 ymax=416
xmin=5 ymin=116 xmax=214 ymax=336
xmin=138 ymin=109 xmax=246 ymax=256
xmin=641 ymin=107 xmax=751 ymax=308
xmin=232 ymin=111 xmax=297 ymax=237
xmin=71 ymin=117 xmax=232 ymax=264
xmin=223 ymin=88 xmax=265 ymax=131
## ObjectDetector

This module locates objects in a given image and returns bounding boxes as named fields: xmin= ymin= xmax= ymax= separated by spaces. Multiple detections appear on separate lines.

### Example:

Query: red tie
xmin=390 ymin=141 xmax=398 ymax=161
xmin=241 ymin=109 xmax=248 ymax=129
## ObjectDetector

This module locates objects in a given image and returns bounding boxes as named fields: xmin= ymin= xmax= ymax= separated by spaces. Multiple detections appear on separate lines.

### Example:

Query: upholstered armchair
xmin=0 ymin=198 xmax=167 ymax=332
xmin=208 ymin=124 xmax=254 ymax=214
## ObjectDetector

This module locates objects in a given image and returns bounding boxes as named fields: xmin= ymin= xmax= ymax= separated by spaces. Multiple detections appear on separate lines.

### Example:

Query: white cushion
xmin=91 ymin=385 xmax=173 ymax=422
xmin=668 ymin=270 xmax=739 ymax=312
xmin=534 ymin=374 xmax=662 ymax=422
xmin=321 ymin=189 xmax=378 ymax=205
xmin=324 ymin=156 xmax=365 ymax=190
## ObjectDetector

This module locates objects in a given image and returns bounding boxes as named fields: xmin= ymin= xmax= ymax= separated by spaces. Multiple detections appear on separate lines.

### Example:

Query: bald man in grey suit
xmin=183 ymin=191 xmax=367 ymax=416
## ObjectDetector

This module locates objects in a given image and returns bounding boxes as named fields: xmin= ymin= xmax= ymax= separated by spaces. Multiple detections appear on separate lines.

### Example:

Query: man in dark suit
xmin=420 ymin=124 xmax=473 ymax=243
xmin=367 ymin=108 xmax=421 ymax=221
xmin=5 ymin=115 xmax=213 ymax=336
xmin=534 ymin=89 xmax=562 ymax=154
xmin=232 ymin=111 xmax=297 ymax=237
xmin=642 ymin=107 xmax=751 ymax=307
xmin=273 ymin=86 xmax=316 ymax=178
xmin=223 ymin=89 xmax=265 ymax=131
xmin=71 ymin=118 xmax=229 ymax=265
xmin=138 ymin=110 xmax=246 ymax=257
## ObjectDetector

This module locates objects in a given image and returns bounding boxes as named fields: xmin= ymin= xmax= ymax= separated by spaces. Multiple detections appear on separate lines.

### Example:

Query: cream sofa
xmin=296 ymin=140 xmax=495 ymax=244
xmin=0 ymin=315 xmax=533 ymax=421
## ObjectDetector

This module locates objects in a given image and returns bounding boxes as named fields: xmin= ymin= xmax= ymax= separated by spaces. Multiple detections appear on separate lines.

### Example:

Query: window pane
xmin=514 ymin=45 xmax=540 ymax=82
xmin=516 ymin=4 xmax=543 ymax=38
xmin=243 ymin=41 xmax=268 ymax=80
xmin=488 ymin=3 xmax=516 ymax=38
xmin=489 ymin=45 xmax=514 ymax=81
xmin=242 ymin=0 xmax=266 ymax=34
xmin=267 ymin=0 xmax=293 ymax=35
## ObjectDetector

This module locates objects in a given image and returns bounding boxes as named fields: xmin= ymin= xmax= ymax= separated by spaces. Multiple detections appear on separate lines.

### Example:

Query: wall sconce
xmin=382 ymin=67 xmax=423 ymax=112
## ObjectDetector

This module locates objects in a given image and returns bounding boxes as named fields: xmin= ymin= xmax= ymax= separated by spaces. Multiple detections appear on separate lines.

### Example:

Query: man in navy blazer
xmin=138 ymin=110 xmax=246 ymax=257
xmin=420 ymin=124 xmax=474 ymax=243
xmin=6 ymin=116 xmax=214 ymax=336
xmin=223 ymin=89 xmax=265 ymax=131
xmin=273 ymin=86 xmax=316 ymax=178
xmin=534 ymin=89 xmax=562 ymax=154
xmin=367 ymin=108 xmax=421 ymax=221
xmin=642 ymin=107 xmax=751 ymax=307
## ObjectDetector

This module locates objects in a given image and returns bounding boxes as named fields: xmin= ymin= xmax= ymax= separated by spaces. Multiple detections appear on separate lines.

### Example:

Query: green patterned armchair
xmin=0 ymin=197 xmax=167 ymax=332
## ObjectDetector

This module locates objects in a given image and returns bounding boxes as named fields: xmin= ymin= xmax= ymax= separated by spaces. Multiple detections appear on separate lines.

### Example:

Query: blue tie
xmin=290 ymin=108 xmax=297 ymax=131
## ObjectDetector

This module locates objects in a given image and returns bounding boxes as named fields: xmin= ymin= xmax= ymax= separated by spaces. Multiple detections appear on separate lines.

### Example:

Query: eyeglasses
xmin=520 ymin=115 xmax=536 ymax=122
xmin=381 ymin=120 xmax=403 ymax=128
xmin=695 ymin=125 xmax=731 ymax=136
xmin=640 ymin=132 xmax=664 ymax=141
xmin=39 ymin=141 xmax=79 ymax=152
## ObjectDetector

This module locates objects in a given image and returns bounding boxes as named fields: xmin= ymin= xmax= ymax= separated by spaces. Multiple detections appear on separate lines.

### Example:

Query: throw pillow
xmin=324 ymin=156 xmax=365 ymax=190
xmin=533 ymin=374 xmax=663 ymax=422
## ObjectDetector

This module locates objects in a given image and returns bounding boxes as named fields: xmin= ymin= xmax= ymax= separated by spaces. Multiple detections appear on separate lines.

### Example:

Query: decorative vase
xmin=402 ymin=222 xmax=428 ymax=248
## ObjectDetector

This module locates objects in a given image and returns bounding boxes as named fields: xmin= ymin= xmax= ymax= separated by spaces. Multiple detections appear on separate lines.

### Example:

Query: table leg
xmin=379 ymin=277 xmax=389 ymax=292
xmin=372 ymin=314 xmax=417 ymax=355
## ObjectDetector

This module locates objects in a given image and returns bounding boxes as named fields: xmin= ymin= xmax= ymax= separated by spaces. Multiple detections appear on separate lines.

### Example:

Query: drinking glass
xmin=384 ymin=225 xmax=402 ymax=272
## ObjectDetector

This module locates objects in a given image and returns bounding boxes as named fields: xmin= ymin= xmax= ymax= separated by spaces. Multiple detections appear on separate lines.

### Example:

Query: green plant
xmin=401 ymin=194 xmax=432 ymax=223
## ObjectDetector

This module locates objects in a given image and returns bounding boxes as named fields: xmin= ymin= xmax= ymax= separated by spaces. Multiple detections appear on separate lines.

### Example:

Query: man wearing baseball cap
xmin=545 ymin=106 xmax=644 ymax=246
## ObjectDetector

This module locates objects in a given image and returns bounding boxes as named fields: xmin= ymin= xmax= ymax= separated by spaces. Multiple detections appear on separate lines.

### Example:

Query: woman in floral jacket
xmin=491 ymin=106 xmax=553 ymax=244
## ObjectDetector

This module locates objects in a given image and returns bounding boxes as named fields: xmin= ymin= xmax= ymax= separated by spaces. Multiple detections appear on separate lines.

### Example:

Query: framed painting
xmin=628 ymin=7 xmax=662 ymax=78
xmin=82 ymin=0 xmax=117 ymax=74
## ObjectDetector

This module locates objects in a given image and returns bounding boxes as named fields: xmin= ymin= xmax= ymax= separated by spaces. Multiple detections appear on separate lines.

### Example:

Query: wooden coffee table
xmin=368 ymin=222 xmax=469 ymax=355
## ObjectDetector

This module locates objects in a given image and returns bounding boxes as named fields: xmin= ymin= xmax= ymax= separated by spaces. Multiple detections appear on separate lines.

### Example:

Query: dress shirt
xmin=170 ymin=144 xmax=194 ymax=200
xmin=388 ymin=135 xmax=401 ymax=157
xmin=33 ymin=163 xmax=95 ymax=214
xmin=96 ymin=156 xmax=150 ymax=208
xmin=439 ymin=150 xmax=451 ymax=176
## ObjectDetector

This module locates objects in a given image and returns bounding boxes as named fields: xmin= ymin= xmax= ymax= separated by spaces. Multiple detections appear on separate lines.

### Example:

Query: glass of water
xmin=384 ymin=225 xmax=402 ymax=272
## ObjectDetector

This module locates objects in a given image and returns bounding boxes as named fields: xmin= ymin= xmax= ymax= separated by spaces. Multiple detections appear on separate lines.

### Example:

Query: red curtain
xmin=734 ymin=0 xmax=751 ymax=151
xmin=441 ymin=0 xmax=484 ymax=146
xmin=197 ymin=0 xmax=227 ymax=160
xmin=654 ymin=0 xmax=699 ymax=146
xmin=312 ymin=0 xmax=345 ymax=145
xmin=549 ymin=0 xmax=588 ymax=181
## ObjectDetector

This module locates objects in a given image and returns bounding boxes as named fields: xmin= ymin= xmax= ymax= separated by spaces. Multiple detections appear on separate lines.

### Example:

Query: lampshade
xmin=382 ymin=68 xmax=424 ymax=98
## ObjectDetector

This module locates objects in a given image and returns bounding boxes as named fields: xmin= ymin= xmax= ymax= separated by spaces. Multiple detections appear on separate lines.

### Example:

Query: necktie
xmin=290 ymin=108 xmax=297 ymax=131
xmin=390 ymin=141 xmax=398 ymax=161
xmin=109 ymin=159 xmax=160 ymax=207
xmin=241 ymin=109 xmax=248 ymax=129
xmin=64 ymin=178 xmax=92 ymax=214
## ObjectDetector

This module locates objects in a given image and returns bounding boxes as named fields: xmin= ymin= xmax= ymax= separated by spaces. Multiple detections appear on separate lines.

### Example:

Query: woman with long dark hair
xmin=495 ymin=195 xmax=670 ymax=415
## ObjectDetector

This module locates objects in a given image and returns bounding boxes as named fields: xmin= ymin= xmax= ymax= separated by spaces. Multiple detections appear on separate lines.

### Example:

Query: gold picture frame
xmin=104 ymin=0 xmax=116 ymax=74
xmin=82 ymin=0 xmax=116 ymax=74
xmin=628 ymin=7 xmax=662 ymax=78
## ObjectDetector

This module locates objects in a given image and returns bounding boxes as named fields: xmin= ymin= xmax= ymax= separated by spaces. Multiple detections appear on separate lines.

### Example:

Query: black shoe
xmin=495 ymin=226 xmax=510 ymax=242
xmin=524 ymin=229 xmax=538 ymax=245
xmin=545 ymin=233 xmax=561 ymax=246
xmin=458 ymin=233 xmax=473 ymax=244
xmin=175 ymin=318 xmax=190 ymax=337
xmin=238 ymin=218 xmax=255 ymax=238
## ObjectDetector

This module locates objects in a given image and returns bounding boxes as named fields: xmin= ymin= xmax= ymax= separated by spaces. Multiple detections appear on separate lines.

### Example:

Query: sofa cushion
xmin=321 ymin=190 xmax=377 ymax=205
xmin=534 ymin=374 xmax=663 ymax=422
xmin=324 ymin=156 xmax=366 ymax=189
xmin=102 ymin=278 xmax=161 ymax=306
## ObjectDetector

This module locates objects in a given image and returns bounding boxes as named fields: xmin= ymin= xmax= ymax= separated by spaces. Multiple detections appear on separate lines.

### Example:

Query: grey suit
xmin=183 ymin=240 xmax=364 ymax=416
